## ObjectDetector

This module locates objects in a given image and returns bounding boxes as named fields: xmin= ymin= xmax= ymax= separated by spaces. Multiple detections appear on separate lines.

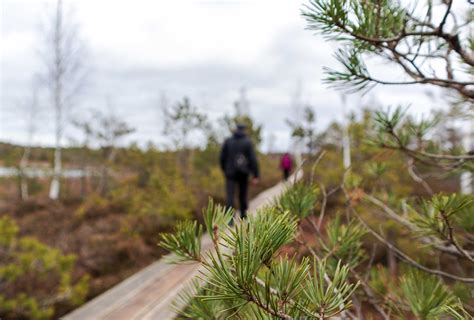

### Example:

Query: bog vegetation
xmin=0 ymin=99 xmax=280 ymax=319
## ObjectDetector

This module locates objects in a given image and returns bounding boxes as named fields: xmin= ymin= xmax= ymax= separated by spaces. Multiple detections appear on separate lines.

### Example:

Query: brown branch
xmin=334 ymin=11 xmax=474 ymax=66
xmin=363 ymin=194 xmax=413 ymax=228
xmin=440 ymin=32 xmax=474 ymax=67
xmin=378 ymin=141 xmax=473 ymax=170
xmin=317 ymin=182 xmax=328 ymax=232
xmin=340 ymin=20 xmax=474 ymax=67
xmin=309 ymin=150 xmax=327 ymax=186
xmin=387 ymin=47 xmax=426 ymax=79
xmin=340 ymin=171 xmax=474 ymax=283
xmin=367 ymin=72 xmax=474 ymax=87
xmin=349 ymin=268 xmax=390 ymax=320
xmin=406 ymin=158 xmax=434 ymax=195
xmin=352 ymin=73 xmax=474 ymax=99
xmin=363 ymin=193 xmax=474 ymax=258
xmin=439 ymin=210 xmax=474 ymax=263
xmin=351 ymin=207 xmax=474 ymax=283
xmin=246 ymin=292 xmax=292 ymax=320
xmin=438 ymin=0 xmax=453 ymax=32
xmin=445 ymin=48 xmax=454 ymax=81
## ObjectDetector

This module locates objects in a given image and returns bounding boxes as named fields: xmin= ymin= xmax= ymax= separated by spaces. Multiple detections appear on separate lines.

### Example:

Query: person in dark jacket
xmin=220 ymin=124 xmax=259 ymax=219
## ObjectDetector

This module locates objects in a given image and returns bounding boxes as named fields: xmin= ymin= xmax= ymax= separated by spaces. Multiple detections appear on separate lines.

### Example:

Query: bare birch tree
xmin=71 ymin=114 xmax=93 ymax=198
xmin=94 ymin=103 xmax=134 ymax=196
xmin=40 ymin=0 xmax=85 ymax=200
xmin=18 ymin=79 xmax=40 ymax=200
xmin=162 ymin=97 xmax=209 ymax=182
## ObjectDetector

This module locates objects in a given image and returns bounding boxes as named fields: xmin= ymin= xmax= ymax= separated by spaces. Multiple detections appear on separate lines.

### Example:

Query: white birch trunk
xmin=49 ymin=146 xmax=62 ymax=199
xmin=48 ymin=0 xmax=64 ymax=200
xmin=19 ymin=147 xmax=31 ymax=200
xmin=342 ymin=127 xmax=351 ymax=170
xmin=460 ymin=119 xmax=473 ymax=194
xmin=19 ymin=81 xmax=39 ymax=200
xmin=341 ymin=95 xmax=351 ymax=170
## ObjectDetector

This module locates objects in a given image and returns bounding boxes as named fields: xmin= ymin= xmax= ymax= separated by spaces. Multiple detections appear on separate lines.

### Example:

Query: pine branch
xmin=439 ymin=209 xmax=474 ymax=263
xmin=302 ymin=0 xmax=474 ymax=99
xmin=364 ymin=193 xmax=474 ymax=259
xmin=351 ymin=206 xmax=474 ymax=284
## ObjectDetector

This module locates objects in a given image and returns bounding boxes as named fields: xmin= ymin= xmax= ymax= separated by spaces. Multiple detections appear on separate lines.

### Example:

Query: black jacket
xmin=220 ymin=130 xmax=259 ymax=179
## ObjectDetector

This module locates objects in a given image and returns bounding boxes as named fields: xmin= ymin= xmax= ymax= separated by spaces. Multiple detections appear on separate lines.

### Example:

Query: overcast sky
xmin=1 ymin=0 xmax=445 ymax=151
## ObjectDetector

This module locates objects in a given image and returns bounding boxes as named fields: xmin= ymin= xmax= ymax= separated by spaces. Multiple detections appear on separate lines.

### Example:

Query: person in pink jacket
xmin=280 ymin=153 xmax=293 ymax=181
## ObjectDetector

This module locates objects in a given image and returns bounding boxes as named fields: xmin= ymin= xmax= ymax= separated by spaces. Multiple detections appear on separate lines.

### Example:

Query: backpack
xmin=234 ymin=152 xmax=250 ymax=175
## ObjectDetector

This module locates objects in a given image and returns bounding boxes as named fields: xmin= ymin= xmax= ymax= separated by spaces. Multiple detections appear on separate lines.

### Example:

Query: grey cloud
xmin=1 ymin=1 xmax=440 ymax=151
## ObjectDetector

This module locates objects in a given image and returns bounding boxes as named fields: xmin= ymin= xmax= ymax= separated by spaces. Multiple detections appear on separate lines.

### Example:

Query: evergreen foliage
xmin=276 ymin=181 xmax=318 ymax=219
xmin=400 ymin=270 xmax=460 ymax=320
xmin=161 ymin=203 xmax=358 ymax=319
xmin=0 ymin=216 xmax=88 ymax=319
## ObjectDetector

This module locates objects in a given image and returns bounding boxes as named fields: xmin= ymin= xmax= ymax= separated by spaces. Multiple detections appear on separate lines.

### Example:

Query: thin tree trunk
xmin=49 ymin=146 xmax=61 ymax=199
xmin=49 ymin=89 xmax=62 ymax=200
xmin=99 ymin=165 xmax=108 ymax=196
xmin=19 ymin=146 xmax=31 ymax=200
xmin=19 ymin=79 xmax=39 ymax=200
xmin=80 ymin=167 xmax=87 ymax=198
xmin=99 ymin=148 xmax=116 ymax=196
xmin=387 ymin=229 xmax=398 ymax=280
xmin=460 ymin=119 xmax=473 ymax=194
xmin=48 ymin=0 xmax=64 ymax=200
xmin=79 ymin=142 xmax=88 ymax=198
xmin=181 ymin=148 xmax=193 ymax=183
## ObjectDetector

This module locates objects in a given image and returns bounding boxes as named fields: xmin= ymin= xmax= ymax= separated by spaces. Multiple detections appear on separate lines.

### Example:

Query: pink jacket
xmin=280 ymin=154 xmax=292 ymax=170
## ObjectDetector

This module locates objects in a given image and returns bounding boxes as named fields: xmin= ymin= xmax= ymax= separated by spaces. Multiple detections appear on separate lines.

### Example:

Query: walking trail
xmin=63 ymin=170 xmax=302 ymax=320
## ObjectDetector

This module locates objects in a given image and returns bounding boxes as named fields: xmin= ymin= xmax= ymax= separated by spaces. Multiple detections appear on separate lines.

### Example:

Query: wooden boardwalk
xmin=63 ymin=171 xmax=302 ymax=320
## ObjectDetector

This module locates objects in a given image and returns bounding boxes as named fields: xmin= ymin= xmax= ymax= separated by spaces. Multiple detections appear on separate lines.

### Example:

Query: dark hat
xmin=236 ymin=123 xmax=247 ymax=130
